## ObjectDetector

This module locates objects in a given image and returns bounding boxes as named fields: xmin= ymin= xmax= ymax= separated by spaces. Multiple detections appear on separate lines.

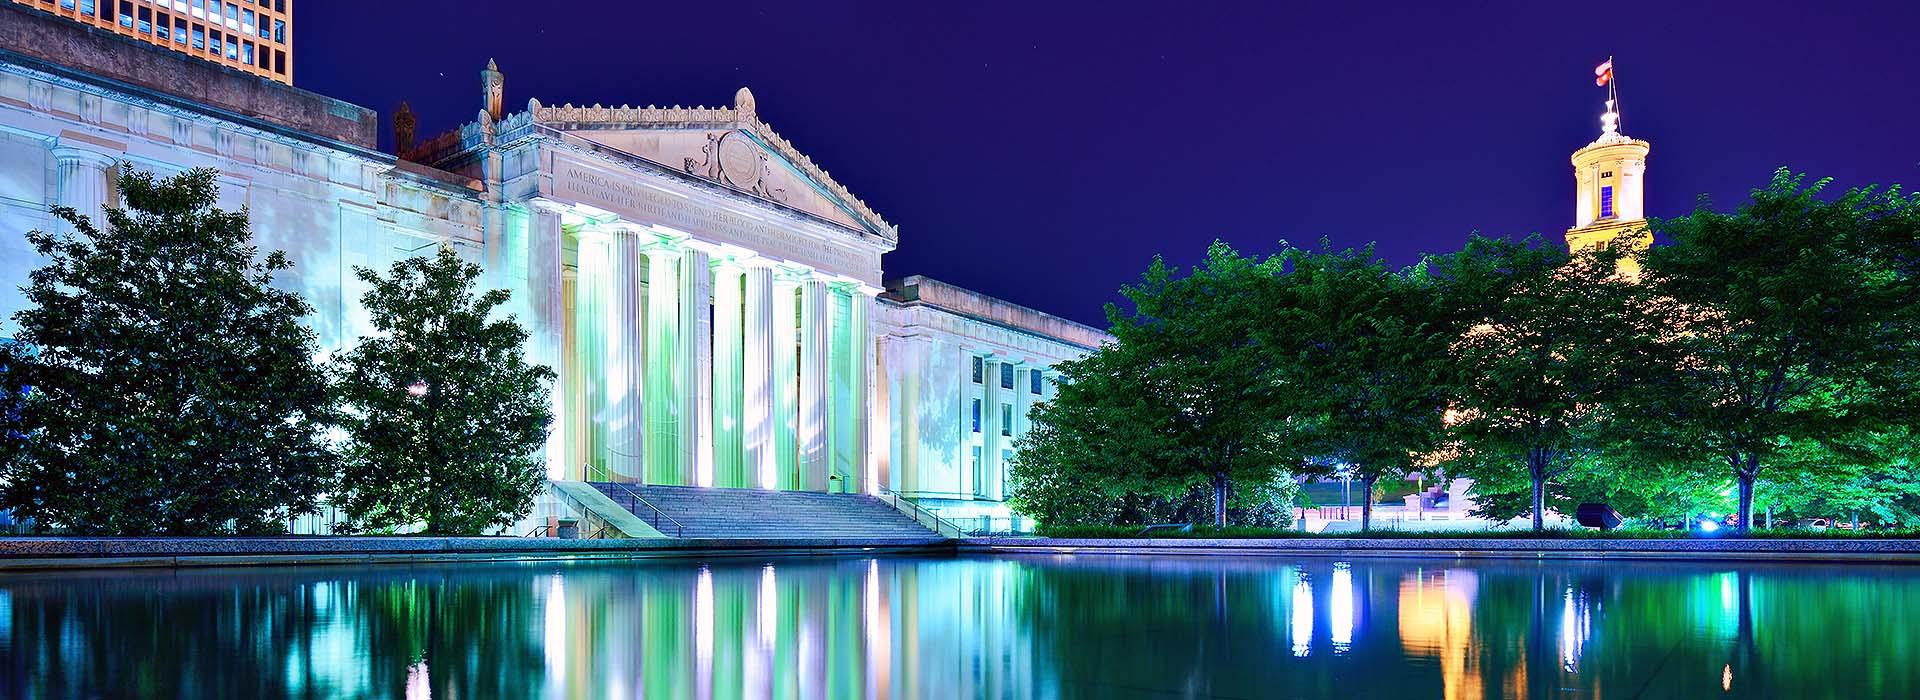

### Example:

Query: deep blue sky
xmin=300 ymin=1 xmax=1919 ymax=327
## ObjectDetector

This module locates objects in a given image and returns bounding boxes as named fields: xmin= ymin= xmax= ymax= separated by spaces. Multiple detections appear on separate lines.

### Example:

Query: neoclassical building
xmin=0 ymin=3 xmax=1101 ymax=532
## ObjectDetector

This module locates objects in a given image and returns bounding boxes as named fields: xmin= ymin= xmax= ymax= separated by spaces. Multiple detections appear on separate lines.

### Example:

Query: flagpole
xmin=1610 ymin=54 xmax=1621 ymax=132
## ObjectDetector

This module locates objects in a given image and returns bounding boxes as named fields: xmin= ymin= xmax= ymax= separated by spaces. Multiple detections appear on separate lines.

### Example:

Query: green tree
xmin=1010 ymin=242 xmax=1310 ymax=527
xmin=1629 ymin=170 xmax=1920 ymax=534
xmin=1430 ymin=234 xmax=1651 ymax=531
xmin=331 ymin=246 xmax=554 ymax=534
xmin=0 ymin=167 xmax=335 ymax=534
xmin=1268 ymin=243 xmax=1455 ymax=531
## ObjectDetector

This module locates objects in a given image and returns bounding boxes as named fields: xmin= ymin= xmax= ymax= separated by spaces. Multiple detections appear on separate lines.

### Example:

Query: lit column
xmin=52 ymin=146 xmax=116 ymax=236
xmin=851 ymin=286 xmax=878 ymax=494
xmin=605 ymin=226 xmax=646 ymax=482
xmin=711 ymin=256 xmax=747 ymax=488
xmin=798 ymin=274 xmax=832 ymax=492
xmin=574 ymin=228 xmax=612 ymax=478
xmin=772 ymin=271 xmax=803 ymax=490
xmin=981 ymin=357 xmax=1002 ymax=500
xmin=528 ymin=200 xmax=570 ymax=479
xmin=681 ymin=246 xmax=714 ymax=486
xmin=827 ymin=284 xmax=855 ymax=493
xmin=743 ymin=261 xmax=778 ymax=489
xmin=644 ymin=237 xmax=685 ymax=485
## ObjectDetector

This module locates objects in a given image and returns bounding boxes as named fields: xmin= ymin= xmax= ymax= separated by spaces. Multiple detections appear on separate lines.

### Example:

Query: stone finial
xmin=393 ymin=101 xmax=417 ymax=155
xmin=483 ymin=58 xmax=505 ymax=121
xmin=734 ymin=87 xmax=756 ymax=121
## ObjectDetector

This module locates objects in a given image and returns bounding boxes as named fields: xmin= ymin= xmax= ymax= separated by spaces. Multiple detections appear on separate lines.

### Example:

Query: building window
xmin=272 ymin=18 xmax=284 ymax=42
xmin=1000 ymin=404 xmax=1012 ymax=437
xmin=242 ymin=41 xmax=253 ymax=65
xmin=1600 ymin=185 xmax=1614 ymax=219
xmin=970 ymin=399 xmax=981 ymax=433
xmin=1600 ymin=170 xmax=1613 ymax=178
xmin=273 ymin=49 xmax=284 ymax=74
xmin=118 ymin=2 xmax=134 ymax=27
xmin=971 ymin=356 xmax=983 ymax=384
xmin=970 ymin=446 xmax=984 ymax=497
xmin=1030 ymin=370 xmax=1043 ymax=395
xmin=191 ymin=26 xmax=204 ymax=50
xmin=174 ymin=17 xmax=188 ymax=44
xmin=137 ymin=6 xmax=151 ymax=33
xmin=1000 ymin=363 xmax=1014 ymax=390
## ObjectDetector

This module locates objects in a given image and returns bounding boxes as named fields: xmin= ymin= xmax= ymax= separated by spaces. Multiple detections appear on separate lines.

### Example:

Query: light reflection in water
xmin=1290 ymin=571 xmax=1313 ymax=658
xmin=1559 ymin=585 xmax=1592 ymax=672
xmin=0 ymin=555 xmax=1915 ymax=699
xmin=1329 ymin=561 xmax=1355 ymax=653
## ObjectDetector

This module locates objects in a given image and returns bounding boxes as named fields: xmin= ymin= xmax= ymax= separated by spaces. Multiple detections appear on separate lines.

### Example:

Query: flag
xmin=1595 ymin=59 xmax=1614 ymax=87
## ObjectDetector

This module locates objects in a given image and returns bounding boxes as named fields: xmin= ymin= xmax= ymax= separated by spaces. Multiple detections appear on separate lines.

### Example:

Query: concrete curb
xmin=0 ymin=536 xmax=955 ymax=571
xmin=957 ymin=537 xmax=1920 ymax=564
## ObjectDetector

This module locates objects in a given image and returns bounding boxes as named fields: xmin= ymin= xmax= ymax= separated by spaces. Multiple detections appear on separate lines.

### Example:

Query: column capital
xmin=526 ymin=197 xmax=571 ymax=215
xmin=51 ymin=144 xmax=120 ymax=169
xmin=773 ymin=262 xmax=818 ymax=285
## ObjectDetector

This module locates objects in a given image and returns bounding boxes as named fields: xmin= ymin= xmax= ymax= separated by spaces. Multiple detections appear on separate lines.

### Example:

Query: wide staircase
xmin=587 ymin=483 xmax=945 ymax=540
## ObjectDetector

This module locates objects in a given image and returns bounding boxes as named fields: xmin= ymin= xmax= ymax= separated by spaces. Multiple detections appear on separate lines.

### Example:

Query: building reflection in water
xmin=1 ymin=555 xmax=1917 ymax=698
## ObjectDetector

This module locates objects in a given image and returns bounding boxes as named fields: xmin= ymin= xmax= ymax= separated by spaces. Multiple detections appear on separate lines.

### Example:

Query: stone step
xmin=579 ymin=482 xmax=941 ymax=540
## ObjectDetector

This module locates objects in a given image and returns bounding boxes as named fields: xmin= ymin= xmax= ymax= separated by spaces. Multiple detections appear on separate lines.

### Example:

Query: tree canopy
xmin=0 ymin=168 xmax=336 ymax=535
xmin=330 ymin=246 xmax=555 ymax=535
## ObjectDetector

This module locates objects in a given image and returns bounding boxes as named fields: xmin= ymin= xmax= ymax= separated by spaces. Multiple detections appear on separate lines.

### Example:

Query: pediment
xmin=528 ymin=93 xmax=895 ymax=241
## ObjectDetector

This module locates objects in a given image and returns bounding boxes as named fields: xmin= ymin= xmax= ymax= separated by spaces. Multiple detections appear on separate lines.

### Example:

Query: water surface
xmin=0 ymin=553 xmax=1914 ymax=699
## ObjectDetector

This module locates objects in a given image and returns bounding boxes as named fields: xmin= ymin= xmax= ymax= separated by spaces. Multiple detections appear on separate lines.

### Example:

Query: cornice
xmin=519 ymin=88 xmax=896 ymax=243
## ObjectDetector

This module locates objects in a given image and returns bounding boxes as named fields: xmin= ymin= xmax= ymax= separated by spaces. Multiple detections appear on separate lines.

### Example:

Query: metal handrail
xmin=524 ymin=524 xmax=553 ymax=538
xmin=877 ymin=487 xmax=967 ymax=539
xmin=602 ymin=481 xmax=686 ymax=538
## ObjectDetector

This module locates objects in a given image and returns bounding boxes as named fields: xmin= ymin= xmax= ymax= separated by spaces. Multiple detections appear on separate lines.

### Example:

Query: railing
xmin=524 ymin=524 xmax=553 ymax=538
xmin=597 ymin=481 xmax=686 ymax=538
xmin=876 ymin=487 xmax=967 ymax=539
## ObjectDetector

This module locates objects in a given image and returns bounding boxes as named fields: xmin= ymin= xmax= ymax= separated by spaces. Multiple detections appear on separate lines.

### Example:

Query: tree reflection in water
xmin=0 ymin=555 xmax=1915 ymax=698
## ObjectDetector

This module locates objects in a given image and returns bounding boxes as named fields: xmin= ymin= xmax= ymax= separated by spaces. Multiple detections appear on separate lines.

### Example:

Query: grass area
xmin=1033 ymin=524 xmax=1920 ymax=540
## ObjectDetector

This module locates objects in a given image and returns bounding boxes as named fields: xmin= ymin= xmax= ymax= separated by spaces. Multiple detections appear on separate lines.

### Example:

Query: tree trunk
xmin=1735 ymin=457 xmax=1758 ymax=536
xmin=1528 ymin=447 xmax=1548 ymax=532
xmin=1360 ymin=474 xmax=1378 ymax=532
xmin=1212 ymin=474 xmax=1228 ymax=528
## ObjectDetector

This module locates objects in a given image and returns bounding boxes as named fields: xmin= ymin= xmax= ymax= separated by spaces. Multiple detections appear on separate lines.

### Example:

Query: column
xmin=711 ymin=257 xmax=747 ymax=488
xmin=798 ymin=274 xmax=832 ymax=492
xmin=644 ymin=239 xmax=685 ymax=485
xmin=981 ymin=357 xmax=1003 ymax=500
xmin=850 ymin=287 xmax=877 ymax=494
xmin=772 ymin=272 xmax=802 ymax=490
xmin=52 ymin=146 xmax=116 ymax=236
xmin=826 ymin=284 xmax=875 ymax=495
xmin=743 ymin=261 xmax=778 ymax=489
xmin=605 ymin=227 xmax=646 ymax=482
xmin=573 ymin=229 xmax=612 ymax=479
xmin=827 ymin=284 xmax=855 ymax=493
xmin=528 ymin=201 xmax=569 ymax=479
xmin=681 ymin=246 xmax=714 ymax=486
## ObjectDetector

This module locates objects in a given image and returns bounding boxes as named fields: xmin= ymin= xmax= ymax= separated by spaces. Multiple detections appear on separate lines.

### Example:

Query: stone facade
xmin=0 ymin=8 xmax=1107 ymax=534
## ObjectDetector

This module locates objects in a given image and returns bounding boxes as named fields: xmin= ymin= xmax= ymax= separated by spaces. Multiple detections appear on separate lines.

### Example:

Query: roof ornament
xmin=483 ymin=59 xmax=505 ymax=121
xmin=734 ymin=87 xmax=756 ymax=122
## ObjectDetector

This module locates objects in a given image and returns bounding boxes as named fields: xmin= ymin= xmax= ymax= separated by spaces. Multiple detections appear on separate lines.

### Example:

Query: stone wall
xmin=884 ymin=275 xmax=1109 ymax=350
xmin=0 ymin=2 xmax=375 ymax=149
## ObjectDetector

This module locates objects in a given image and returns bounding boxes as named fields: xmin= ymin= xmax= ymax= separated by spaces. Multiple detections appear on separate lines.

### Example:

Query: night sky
xmin=300 ymin=1 xmax=1918 ymax=327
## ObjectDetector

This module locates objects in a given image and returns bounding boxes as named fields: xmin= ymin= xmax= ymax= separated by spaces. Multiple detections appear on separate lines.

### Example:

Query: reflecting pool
xmin=1 ymin=554 xmax=1916 ymax=699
